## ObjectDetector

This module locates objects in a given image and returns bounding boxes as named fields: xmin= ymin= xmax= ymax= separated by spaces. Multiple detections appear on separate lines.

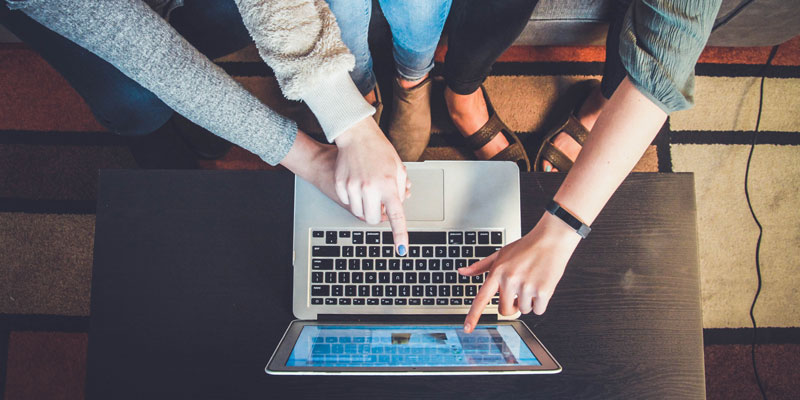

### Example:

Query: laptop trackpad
xmin=404 ymin=168 xmax=444 ymax=221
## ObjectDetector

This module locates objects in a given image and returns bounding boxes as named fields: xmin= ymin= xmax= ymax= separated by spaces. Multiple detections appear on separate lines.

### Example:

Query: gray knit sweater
xmin=8 ymin=0 xmax=374 ymax=165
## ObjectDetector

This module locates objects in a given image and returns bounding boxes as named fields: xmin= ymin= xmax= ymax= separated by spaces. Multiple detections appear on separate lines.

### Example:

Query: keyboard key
xmin=343 ymin=246 xmax=353 ymax=257
xmin=325 ymin=231 xmax=337 ymax=244
xmin=366 ymin=232 xmax=381 ymax=244
xmin=332 ymin=285 xmax=343 ymax=296
xmin=438 ymin=286 xmax=450 ymax=297
xmin=472 ymin=274 xmax=484 ymax=283
xmin=372 ymin=286 xmax=383 ymax=297
xmin=379 ymin=272 xmax=390 ymax=283
xmin=365 ymin=273 xmax=377 ymax=284
xmin=415 ymin=260 xmax=427 ymax=270
xmin=449 ymin=247 xmax=460 ymax=258
xmin=395 ymin=299 xmax=407 ymax=305
xmin=392 ymin=272 xmax=403 ymax=283
xmin=469 ymin=259 xmax=480 ymax=266
xmin=435 ymin=246 xmax=447 ymax=257
xmin=338 ymin=272 xmax=349 ymax=283
xmin=409 ymin=299 xmax=421 ymax=305
xmin=389 ymin=259 xmax=401 ymax=270
xmin=442 ymin=260 xmax=454 ymax=270
xmin=450 ymin=298 xmax=463 ymax=305
xmin=381 ymin=298 xmax=393 ymax=305
xmin=408 ymin=231 xmax=446 ymax=244
xmin=422 ymin=246 xmax=434 ymax=257
xmin=312 ymin=231 xmax=324 ymax=238
xmin=382 ymin=246 xmax=393 ymax=257
xmin=491 ymin=232 xmax=503 ymax=244
xmin=409 ymin=246 xmax=421 ymax=257
xmin=462 ymin=246 xmax=474 ymax=257
xmin=453 ymin=285 xmax=464 ymax=296
xmin=352 ymin=272 xmax=364 ymax=283
xmin=312 ymin=272 xmax=323 ymax=283
xmin=405 ymin=272 xmax=417 ymax=283
xmin=465 ymin=232 xmax=477 ymax=244
xmin=325 ymin=272 xmax=336 ymax=283
xmin=335 ymin=259 xmax=347 ymax=270
xmin=402 ymin=260 xmax=414 ymax=270
xmin=426 ymin=285 xmax=437 ymax=297
xmin=311 ymin=285 xmax=331 ymax=297
xmin=456 ymin=259 xmax=467 ymax=269
xmin=376 ymin=259 xmax=387 ymax=270
xmin=359 ymin=285 xmax=370 ymax=297
xmin=478 ymin=231 xmax=490 ymax=244
xmin=353 ymin=298 xmax=365 ymax=305
xmin=312 ymin=246 xmax=339 ymax=257
xmin=386 ymin=286 xmax=397 ymax=297
xmin=445 ymin=273 xmax=457 ymax=283
xmin=325 ymin=298 xmax=337 ymax=305
xmin=346 ymin=285 xmax=357 ymax=296
xmin=311 ymin=298 xmax=323 ymax=305
xmin=423 ymin=298 xmax=435 ymax=305
xmin=382 ymin=231 xmax=394 ymax=244
xmin=492 ymin=298 xmax=500 ymax=304
xmin=475 ymin=246 xmax=501 ymax=257
xmin=367 ymin=298 xmax=379 ymax=305
xmin=348 ymin=259 xmax=360 ymax=270
xmin=432 ymin=273 xmax=444 ymax=284
xmin=399 ymin=286 xmax=410 ymax=297
xmin=429 ymin=259 xmax=441 ymax=270
xmin=339 ymin=231 xmax=351 ymax=238
xmin=437 ymin=298 xmax=448 ymax=305
xmin=419 ymin=272 xmax=431 ymax=283
xmin=466 ymin=285 xmax=477 ymax=296
xmin=458 ymin=274 xmax=470 ymax=284
xmin=356 ymin=246 xmax=367 ymax=257
xmin=352 ymin=232 xmax=364 ymax=244
xmin=369 ymin=246 xmax=381 ymax=257
xmin=412 ymin=285 xmax=424 ymax=297
xmin=339 ymin=298 xmax=351 ymax=305
xmin=362 ymin=259 xmax=374 ymax=270
xmin=312 ymin=259 xmax=333 ymax=270
xmin=448 ymin=232 xmax=464 ymax=244
xmin=465 ymin=298 xmax=473 ymax=305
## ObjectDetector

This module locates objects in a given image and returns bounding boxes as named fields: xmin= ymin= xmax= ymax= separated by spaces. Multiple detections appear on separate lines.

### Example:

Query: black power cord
xmin=744 ymin=44 xmax=779 ymax=400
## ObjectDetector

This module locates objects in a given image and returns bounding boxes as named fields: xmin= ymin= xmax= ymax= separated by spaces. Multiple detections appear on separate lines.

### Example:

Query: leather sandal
xmin=371 ymin=84 xmax=383 ymax=125
xmin=461 ymin=85 xmax=531 ymax=172
xmin=534 ymin=79 xmax=600 ymax=172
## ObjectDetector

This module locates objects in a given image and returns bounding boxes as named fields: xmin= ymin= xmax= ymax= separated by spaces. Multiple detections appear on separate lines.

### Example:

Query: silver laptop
xmin=267 ymin=161 xmax=561 ymax=374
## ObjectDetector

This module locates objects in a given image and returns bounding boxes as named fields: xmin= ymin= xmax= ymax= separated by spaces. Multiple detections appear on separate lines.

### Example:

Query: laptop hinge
xmin=317 ymin=314 xmax=499 ymax=323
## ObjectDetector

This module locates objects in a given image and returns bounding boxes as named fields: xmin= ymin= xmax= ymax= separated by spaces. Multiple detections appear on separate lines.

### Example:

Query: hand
xmin=334 ymin=117 xmax=410 ymax=253
xmin=459 ymin=213 xmax=582 ymax=333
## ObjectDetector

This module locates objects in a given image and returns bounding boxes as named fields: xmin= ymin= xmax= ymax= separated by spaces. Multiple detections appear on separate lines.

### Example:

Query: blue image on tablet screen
xmin=286 ymin=325 xmax=540 ymax=367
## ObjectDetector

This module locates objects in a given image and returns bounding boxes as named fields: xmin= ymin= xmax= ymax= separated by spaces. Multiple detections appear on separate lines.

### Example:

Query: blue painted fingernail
xmin=397 ymin=244 xmax=407 ymax=256
xmin=544 ymin=165 xmax=552 ymax=172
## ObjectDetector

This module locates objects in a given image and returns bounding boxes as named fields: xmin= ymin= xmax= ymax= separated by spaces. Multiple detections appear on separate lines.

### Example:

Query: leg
xmin=324 ymin=0 xmax=376 ymax=96
xmin=443 ymin=0 xmax=538 ymax=160
xmin=379 ymin=0 xmax=452 ymax=161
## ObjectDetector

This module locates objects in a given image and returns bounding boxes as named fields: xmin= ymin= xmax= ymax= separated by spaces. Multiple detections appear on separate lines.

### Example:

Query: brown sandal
xmin=461 ymin=85 xmax=531 ymax=172
xmin=534 ymin=79 xmax=600 ymax=172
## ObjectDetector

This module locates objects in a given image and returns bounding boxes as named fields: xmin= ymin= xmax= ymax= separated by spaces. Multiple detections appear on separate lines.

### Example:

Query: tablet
xmin=266 ymin=320 xmax=561 ymax=375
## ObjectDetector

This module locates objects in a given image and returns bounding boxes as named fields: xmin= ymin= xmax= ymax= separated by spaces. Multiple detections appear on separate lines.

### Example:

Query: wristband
xmin=545 ymin=200 xmax=591 ymax=239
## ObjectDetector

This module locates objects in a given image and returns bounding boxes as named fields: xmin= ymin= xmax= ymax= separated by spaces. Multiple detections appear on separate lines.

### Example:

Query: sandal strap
xmin=540 ymin=142 xmax=574 ymax=171
xmin=489 ymin=141 xmax=528 ymax=166
xmin=463 ymin=112 xmax=507 ymax=151
xmin=562 ymin=115 xmax=589 ymax=145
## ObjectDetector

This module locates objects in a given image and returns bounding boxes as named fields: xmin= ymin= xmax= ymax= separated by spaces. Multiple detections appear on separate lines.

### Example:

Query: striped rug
xmin=1 ymin=36 xmax=799 ymax=399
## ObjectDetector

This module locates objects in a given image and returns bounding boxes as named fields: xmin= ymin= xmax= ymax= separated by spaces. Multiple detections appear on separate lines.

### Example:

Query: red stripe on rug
xmin=0 ymin=47 xmax=105 ymax=131
xmin=4 ymin=332 xmax=87 ymax=400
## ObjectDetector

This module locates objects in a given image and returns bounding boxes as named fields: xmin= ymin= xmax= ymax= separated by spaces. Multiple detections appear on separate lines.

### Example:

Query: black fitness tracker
xmin=545 ymin=200 xmax=591 ymax=239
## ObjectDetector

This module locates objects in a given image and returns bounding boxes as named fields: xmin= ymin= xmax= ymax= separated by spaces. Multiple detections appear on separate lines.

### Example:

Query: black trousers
xmin=444 ymin=0 xmax=634 ymax=99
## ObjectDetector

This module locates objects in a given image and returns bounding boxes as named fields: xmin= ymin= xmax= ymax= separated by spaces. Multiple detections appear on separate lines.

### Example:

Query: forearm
xmin=19 ymin=0 xmax=296 ymax=165
xmin=553 ymin=77 xmax=667 ymax=225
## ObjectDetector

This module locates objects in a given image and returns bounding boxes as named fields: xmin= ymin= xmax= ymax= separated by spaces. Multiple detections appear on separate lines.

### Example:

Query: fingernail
xmin=463 ymin=323 xmax=471 ymax=332
xmin=397 ymin=244 xmax=407 ymax=256
xmin=544 ymin=165 xmax=552 ymax=172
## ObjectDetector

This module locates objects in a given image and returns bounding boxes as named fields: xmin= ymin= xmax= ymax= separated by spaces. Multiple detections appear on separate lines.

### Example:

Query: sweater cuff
xmin=300 ymin=71 xmax=375 ymax=143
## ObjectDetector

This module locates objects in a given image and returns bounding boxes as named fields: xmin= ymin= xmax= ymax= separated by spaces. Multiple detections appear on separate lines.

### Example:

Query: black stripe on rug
xmin=0 ymin=315 xmax=90 ymax=333
xmin=704 ymin=327 xmax=800 ymax=345
xmin=671 ymin=130 xmax=800 ymax=146
xmin=655 ymin=120 xmax=673 ymax=172
xmin=0 ymin=130 xmax=127 ymax=146
xmin=0 ymin=328 xmax=8 ymax=400
xmin=0 ymin=198 xmax=96 ymax=214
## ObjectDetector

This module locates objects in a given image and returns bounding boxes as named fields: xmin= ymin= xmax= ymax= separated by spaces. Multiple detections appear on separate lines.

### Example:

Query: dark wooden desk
xmin=89 ymin=170 xmax=704 ymax=399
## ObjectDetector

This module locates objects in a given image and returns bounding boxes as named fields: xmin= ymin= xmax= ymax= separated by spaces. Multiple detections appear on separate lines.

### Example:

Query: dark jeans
xmin=0 ymin=0 xmax=251 ymax=135
xmin=444 ymin=0 xmax=633 ymax=99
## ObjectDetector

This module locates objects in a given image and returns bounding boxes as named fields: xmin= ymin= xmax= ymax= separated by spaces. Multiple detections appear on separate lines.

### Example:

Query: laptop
xmin=266 ymin=161 xmax=561 ymax=375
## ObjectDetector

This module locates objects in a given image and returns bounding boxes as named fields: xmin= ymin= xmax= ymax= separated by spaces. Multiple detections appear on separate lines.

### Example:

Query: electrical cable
xmin=744 ymin=44 xmax=779 ymax=400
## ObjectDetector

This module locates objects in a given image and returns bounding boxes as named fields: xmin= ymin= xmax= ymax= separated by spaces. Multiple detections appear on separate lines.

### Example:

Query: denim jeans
xmin=325 ymin=0 xmax=452 ymax=95
xmin=0 ymin=0 xmax=251 ymax=135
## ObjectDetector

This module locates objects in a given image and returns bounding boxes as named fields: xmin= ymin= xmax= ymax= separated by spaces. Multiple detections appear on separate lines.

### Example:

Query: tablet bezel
xmin=265 ymin=320 xmax=562 ymax=375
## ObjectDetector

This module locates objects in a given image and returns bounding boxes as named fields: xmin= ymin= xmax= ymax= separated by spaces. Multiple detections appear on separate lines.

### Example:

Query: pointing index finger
xmin=382 ymin=195 xmax=408 ymax=255
xmin=463 ymin=274 xmax=499 ymax=333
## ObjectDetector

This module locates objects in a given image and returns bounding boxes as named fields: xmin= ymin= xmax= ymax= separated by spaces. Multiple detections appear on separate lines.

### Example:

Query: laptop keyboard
xmin=309 ymin=229 xmax=503 ymax=307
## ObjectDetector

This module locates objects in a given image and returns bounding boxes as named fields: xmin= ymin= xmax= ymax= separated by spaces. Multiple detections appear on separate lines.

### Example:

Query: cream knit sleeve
xmin=235 ymin=0 xmax=374 ymax=142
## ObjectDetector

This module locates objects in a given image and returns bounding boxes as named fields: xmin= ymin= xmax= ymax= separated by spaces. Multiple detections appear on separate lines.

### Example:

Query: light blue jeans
xmin=325 ymin=0 xmax=452 ymax=95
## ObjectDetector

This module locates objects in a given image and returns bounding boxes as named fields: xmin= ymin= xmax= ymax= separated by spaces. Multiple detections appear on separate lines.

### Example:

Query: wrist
xmin=333 ymin=117 xmax=375 ymax=148
xmin=534 ymin=212 xmax=583 ymax=248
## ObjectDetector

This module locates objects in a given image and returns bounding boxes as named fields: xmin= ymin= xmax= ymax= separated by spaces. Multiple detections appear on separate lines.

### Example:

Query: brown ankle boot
xmin=387 ymin=77 xmax=432 ymax=161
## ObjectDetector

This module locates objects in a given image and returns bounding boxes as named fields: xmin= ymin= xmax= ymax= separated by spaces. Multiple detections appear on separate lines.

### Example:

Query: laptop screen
xmin=286 ymin=324 xmax=541 ymax=368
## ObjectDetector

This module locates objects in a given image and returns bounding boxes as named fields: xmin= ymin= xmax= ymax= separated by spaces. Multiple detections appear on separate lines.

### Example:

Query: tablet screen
xmin=286 ymin=324 xmax=541 ymax=367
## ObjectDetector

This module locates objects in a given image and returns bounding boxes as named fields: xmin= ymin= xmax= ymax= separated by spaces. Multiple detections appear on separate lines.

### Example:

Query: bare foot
xmin=444 ymin=86 xmax=510 ymax=159
xmin=542 ymin=87 xmax=607 ymax=172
